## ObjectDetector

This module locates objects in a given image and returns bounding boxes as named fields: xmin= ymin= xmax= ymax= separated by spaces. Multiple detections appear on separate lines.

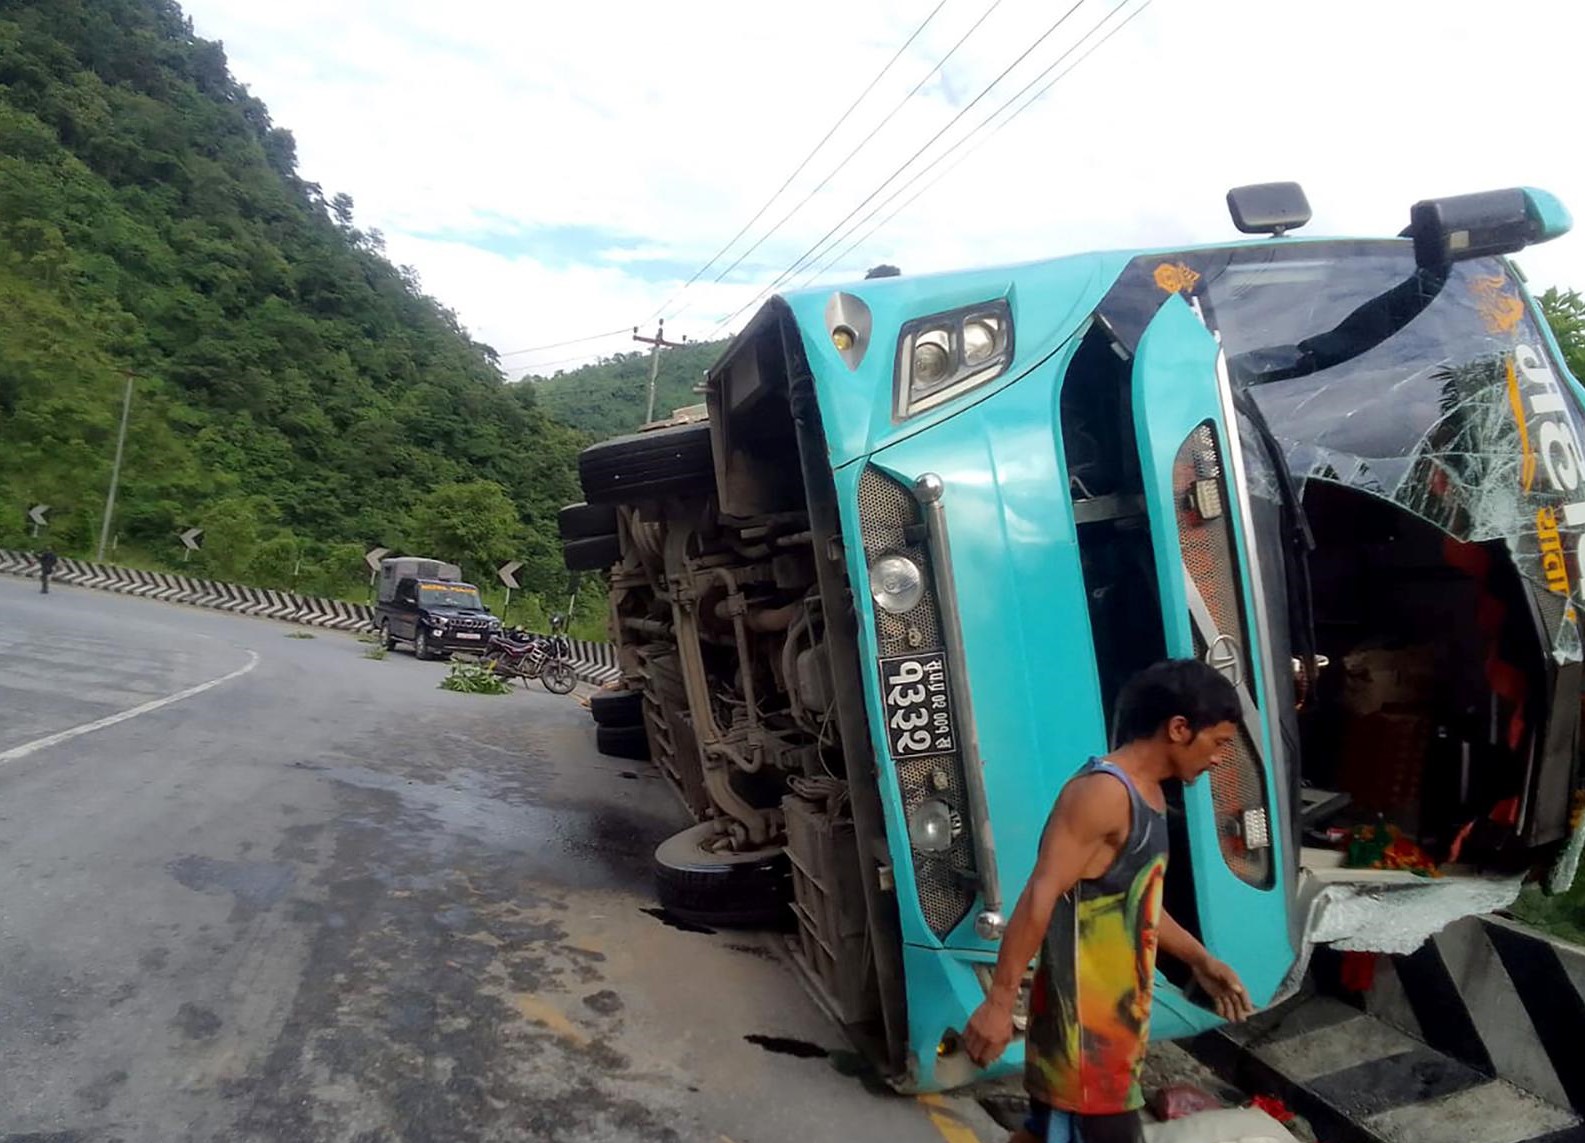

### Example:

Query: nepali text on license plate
xmin=456 ymin=632 xmax=482 ymax=640
xmin=878 ymin=653 xmax=956 ymax=759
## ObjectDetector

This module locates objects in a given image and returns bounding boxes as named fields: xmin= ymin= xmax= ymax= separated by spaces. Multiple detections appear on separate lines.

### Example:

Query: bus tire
xmin=563 ymin=534 xmax=622 ymax=572
xmin=653 ymin=823 xmax=791 ymax=929
xmin=590 ymin=690 xmax=644 ymax=727
xmin=558 ymin=501 xmax=619 ymax=541
xmin=579 ymin=422 xmax=715 ymax=505
xmin=595 ymin=722 xmax=650 ymax=761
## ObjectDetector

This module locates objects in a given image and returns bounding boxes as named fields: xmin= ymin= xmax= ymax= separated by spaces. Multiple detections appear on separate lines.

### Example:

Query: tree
xmin=530 ymin=340 xmax=724 ymax=438
xmin=0 ymin=0 xmax=583 ymax=589
xmin=246 ymin=533 xmax=299 ymax=590
xmin=198 ymin=496 xmax=263 ymax=580
xmin=405 ymin=480 xmax=521 ymax=583
xmin=1539 ymin=288 xmax=1585 ymax=381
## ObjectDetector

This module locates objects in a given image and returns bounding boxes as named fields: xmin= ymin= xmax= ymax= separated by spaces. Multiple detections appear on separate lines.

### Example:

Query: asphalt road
xmin=0 ymin=576 xmax=997 ymax=1143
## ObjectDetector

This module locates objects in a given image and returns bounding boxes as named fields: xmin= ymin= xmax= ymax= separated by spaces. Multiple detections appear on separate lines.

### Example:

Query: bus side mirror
xmin=1408 ymin=186 xmax=1572 ymax=271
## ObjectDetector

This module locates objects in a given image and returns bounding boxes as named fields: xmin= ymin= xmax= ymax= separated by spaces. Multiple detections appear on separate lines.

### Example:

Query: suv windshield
xmin=1193 ymin=242 xmax=1585 ymax=661
xmin=419 ymin=584 xmax=482 ymax=609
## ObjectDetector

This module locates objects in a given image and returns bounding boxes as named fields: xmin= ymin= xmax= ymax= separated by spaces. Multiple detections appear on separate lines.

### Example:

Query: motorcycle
xmin=484 ymin=620 xmax=577 ymax=694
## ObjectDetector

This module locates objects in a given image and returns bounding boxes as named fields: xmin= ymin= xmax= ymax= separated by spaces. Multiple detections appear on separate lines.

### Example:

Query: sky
xmin=178 ymin=0 xmax=1585 ymax=378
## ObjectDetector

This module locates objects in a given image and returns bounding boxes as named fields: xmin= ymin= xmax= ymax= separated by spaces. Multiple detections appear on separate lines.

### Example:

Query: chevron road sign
xmin=179 ymin=527 xmax=204 ymax=551
xmin=497 ymin=561 xmax=521 ymax=590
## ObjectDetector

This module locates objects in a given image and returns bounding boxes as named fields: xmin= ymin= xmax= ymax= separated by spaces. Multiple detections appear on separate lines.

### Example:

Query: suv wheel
xmin=379 ymin=620 xmax=396 ymax=651
xmin=415 ymin=628 xmax=435 ymax=661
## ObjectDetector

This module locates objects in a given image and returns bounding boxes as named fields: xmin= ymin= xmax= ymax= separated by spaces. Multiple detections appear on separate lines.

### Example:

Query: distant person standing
xmin=38 ymin=548 xmax=58 ymax=594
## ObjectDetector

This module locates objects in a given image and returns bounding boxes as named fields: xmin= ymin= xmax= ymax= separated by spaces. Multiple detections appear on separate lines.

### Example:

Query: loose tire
xmin=562 ymin=533 xmax=623 ymax=572
xmin=579 ymin=422 xmax=714 ymax=505
xmin=590 ymin=690 xmax=644 ymax=727
xmin=558 ymin=501 xmax=619 ymax=541
xmin=653 ymin=822 xmax=791 ymax=929
xmin=595 ymin=722 xmax=650 ymax=761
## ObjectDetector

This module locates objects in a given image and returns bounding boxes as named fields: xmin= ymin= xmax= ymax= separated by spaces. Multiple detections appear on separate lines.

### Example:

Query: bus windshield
xmin=1196 ymin=243 xmax=1585 ymax=660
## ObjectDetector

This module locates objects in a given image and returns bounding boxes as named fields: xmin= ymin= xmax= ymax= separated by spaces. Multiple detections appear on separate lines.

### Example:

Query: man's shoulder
xmin=1055 ymin=767 xmax=1132 ymax=821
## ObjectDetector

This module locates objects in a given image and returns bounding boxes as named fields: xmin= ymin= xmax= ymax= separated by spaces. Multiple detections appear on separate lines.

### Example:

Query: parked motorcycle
xmin=484 ymin=621 xmax=577 ymax=694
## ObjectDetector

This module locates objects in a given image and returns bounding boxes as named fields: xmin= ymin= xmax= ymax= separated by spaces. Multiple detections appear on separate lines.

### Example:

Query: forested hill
xmin=0 ymin=0 xmax=583 ymax=597
xmin=532 ymin=339 xmax=727 ymax=438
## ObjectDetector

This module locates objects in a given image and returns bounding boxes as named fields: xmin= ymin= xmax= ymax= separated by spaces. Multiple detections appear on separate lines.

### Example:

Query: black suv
xmin=376 ymin=576 xmax=501 ymax=660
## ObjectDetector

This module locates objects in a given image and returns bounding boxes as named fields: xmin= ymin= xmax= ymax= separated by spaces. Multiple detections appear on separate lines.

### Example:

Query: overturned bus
xmin=557 ymin=183 xmax=1581 ymax=1091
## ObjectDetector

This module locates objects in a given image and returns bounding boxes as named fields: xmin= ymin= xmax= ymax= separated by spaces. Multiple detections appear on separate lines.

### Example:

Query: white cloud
xmin=183 ymin=0 xmax=1585 ymax=375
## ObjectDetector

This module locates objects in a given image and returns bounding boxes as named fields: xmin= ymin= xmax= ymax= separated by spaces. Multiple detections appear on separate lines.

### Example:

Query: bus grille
xmin=857 ymin=466 xmax=976 ymax=938
xmin=1176 ymin=423 xmax=1273 ymax=889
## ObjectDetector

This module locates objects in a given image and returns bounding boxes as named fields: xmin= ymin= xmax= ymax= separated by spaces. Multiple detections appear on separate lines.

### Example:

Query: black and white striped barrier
xmin=1190 ymin=911 xmax=1585 ymax=1143
xmin=564 ymin=638 xmax=620 ymax=686
xmin=1 ymin=549 xmax=622 ymax=682
xmin=1361 ymin=913 xmax=1585 ymax=1119
xmin=1197 ymin=990 xmax=1583 ymax=1143
xmin=1 ymin=548 xmax=372 ymax=631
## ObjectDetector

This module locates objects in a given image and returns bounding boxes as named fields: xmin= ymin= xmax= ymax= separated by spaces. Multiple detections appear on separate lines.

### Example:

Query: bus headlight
xmin=869 ymin=554 xmax=924 ymax=614
xmin=911 ymin=334 xmax=953 ymax=389
xmin=962 ymin=317 xmax=1000 ymax=366
xmin=894 ymin=299 xmax=1012 ymax=420
xmin=908 ymin=799 xmax=958 ymax=852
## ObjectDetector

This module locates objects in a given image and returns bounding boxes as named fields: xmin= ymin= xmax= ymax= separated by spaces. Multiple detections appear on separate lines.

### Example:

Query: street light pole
xmin=96 ymin=372 xmax=134 ymax=563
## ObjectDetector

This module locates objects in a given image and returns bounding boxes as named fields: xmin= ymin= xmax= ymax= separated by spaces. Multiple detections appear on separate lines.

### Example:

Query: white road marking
xmin=0 ymin=649 xmax=261 ymax=766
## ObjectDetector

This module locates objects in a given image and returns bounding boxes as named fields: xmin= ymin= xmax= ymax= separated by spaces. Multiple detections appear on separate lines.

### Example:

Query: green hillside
xmin=531 ymin=339 xmax=727 ymax=438
xmin=0 ymin=0 xmax=583 ymax=599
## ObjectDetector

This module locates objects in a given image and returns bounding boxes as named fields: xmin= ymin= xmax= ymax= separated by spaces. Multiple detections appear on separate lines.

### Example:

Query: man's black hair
xmin=1113 ymin=659 xmax=1241 ymax=745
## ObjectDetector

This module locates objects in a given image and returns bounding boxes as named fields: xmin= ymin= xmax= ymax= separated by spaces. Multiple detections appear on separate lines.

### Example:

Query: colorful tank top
xmin=1025 ymin=759 xmax=1169 ymax=1114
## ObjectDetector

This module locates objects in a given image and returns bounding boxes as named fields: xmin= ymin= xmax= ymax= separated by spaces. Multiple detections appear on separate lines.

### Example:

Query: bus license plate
xmin=878 ymin=653 xmax=956 ymax=759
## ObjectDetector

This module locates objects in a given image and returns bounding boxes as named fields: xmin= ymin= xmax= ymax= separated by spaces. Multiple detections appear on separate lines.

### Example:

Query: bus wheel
xmin=563 ymin=534 xmax=622 ymax=572
xmin=578 ymin=422 xmax=714 ymax=505
xmin=653 ymin=822 xmax=790 ymax=929
xmin=589 ymin=690 xmax=644 ymax=727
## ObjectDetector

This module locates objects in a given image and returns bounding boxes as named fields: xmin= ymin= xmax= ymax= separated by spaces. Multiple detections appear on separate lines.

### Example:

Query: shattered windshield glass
xmin=1198 ymin=242 xmax=1585 ymax=662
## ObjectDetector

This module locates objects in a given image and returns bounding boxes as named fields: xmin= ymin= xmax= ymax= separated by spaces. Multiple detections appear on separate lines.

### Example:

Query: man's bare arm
xmin=1159 ymin=908 xmax=1254 ymax=1022
xmin=1158 ymin=908 xmax=1210 ymax=969
xmin=963 ymin=775 xmax=1129 ymax=1064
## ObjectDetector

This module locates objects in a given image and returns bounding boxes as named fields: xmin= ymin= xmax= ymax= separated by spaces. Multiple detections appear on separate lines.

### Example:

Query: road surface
xmin=0 ymin=576 xmax=996 ymax=1143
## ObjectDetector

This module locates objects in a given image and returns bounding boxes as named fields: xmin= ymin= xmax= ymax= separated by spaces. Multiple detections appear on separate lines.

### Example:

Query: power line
xmin=514 ymin=347 xmax=628 ymax=375
xmin=493 ymin=326 xmax=633 ymax=359
xmin=673 ymin=0 xmax=1010 ymax=320
xmin=708 ymin=0 xmax=1092 ymax=337
xmin=642 ymin=0 xmax=952 ymax=326
xmin=803 ymin=0 xmax=1152 ymax=286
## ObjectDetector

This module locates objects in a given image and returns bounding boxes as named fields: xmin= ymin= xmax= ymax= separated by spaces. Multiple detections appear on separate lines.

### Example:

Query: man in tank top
xmin=963 ymin=659 xmax=1256 ymax=1143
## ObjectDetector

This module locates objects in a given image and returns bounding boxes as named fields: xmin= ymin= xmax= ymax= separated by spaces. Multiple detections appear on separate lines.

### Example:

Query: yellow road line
xmin=918 ymin=1093 xmax=986 ymax=1143
xmin=511 ymin=993 xmax=588 ymax=1046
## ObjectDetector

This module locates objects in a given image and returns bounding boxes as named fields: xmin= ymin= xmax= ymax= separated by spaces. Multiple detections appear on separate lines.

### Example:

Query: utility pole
xmin=96 ymin=372 xmax=135 ymax=562
xmin=633 ymin=320 xmax=687 ymax=426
